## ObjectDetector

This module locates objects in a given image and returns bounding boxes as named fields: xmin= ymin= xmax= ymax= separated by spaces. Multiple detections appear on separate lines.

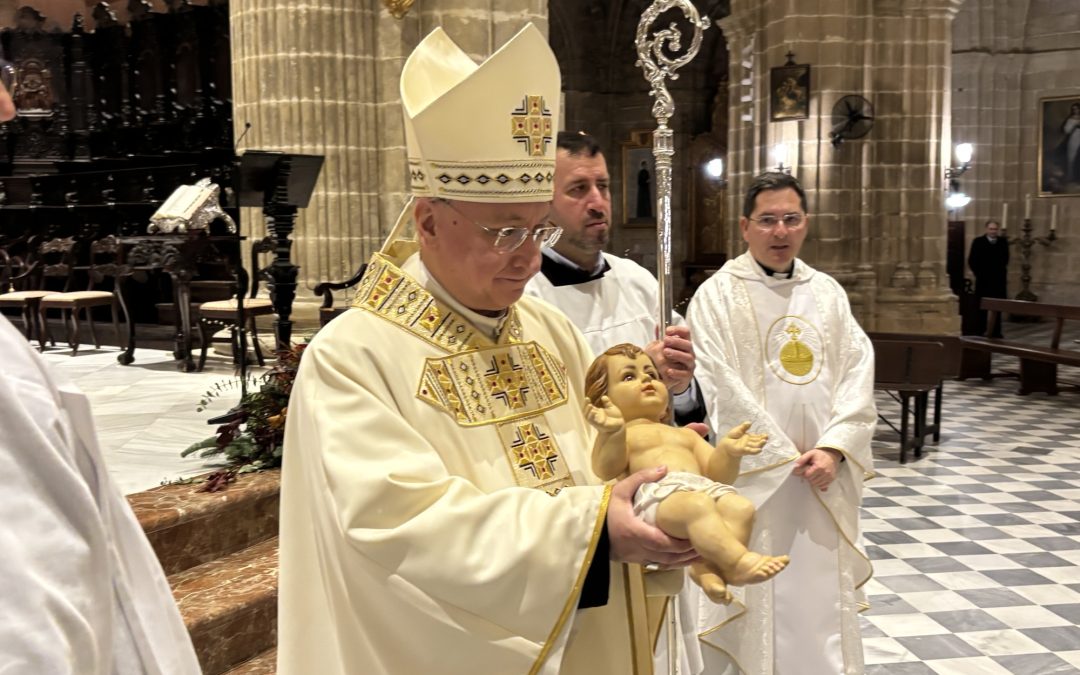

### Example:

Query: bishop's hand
xmin=717 ymin=421 xmax=767 ymax=457
xmin=585 ymin=396 xmax=625 ymax=434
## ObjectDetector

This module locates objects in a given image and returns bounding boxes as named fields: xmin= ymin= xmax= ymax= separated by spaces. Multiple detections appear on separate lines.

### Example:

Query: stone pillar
xmin=722 ymin=0 xmax=963 ymax=333
xmin=230 ymin=0 xmax=546 ymax=328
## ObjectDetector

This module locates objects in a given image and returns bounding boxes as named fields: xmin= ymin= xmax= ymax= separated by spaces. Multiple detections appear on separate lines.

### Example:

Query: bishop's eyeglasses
xmin=436 ymin=199 xmax=562 ymax=253
xmin=747 ymin=212 xmax=807 ymax=231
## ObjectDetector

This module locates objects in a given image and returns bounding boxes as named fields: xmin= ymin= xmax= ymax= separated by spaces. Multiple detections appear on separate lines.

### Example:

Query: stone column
xmin=230 ymin=0 xmax=546 ymax=328
xmin=722 ymin=0 xmax=963 ymax=333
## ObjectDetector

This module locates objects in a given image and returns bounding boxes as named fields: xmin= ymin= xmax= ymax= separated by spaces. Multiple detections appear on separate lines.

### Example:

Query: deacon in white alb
xmin=687 ymin=172 xmax=876 ymax=675
xmin=0 ymin=315 xmax=201 ymax=675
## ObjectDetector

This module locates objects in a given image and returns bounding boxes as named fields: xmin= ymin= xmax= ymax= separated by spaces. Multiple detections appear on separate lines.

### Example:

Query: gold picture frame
xmin=770 ymin=62 xmax=810 ymax=122
xmin=1038 ymin=94 xmax=1080 ymax=197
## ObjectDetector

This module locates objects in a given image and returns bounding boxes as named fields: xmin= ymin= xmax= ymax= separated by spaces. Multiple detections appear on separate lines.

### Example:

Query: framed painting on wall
xmin=1038 ymin=94 xmax=1080 ymax=196
xmin=621 ymin=130 xmax=656 ymax=228
xmin=769 ymin=60 xmax=810 ymax=122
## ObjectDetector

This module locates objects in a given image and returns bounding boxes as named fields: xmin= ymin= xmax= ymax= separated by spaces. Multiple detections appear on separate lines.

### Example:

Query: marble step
xmin=128 ymin=469 xmax=280 ymax=575
xmin=171 ymin=536 xmax=279 ymax=675
xmin=223 ymin=648 xmax=276 ymax=675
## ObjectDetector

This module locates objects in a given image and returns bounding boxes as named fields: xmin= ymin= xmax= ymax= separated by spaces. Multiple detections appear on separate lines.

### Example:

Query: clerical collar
xmin=539 ymin=248 xmax=611 ymax=287
xmin=405 ymin=254 xmax=505 ymax=340
xmin=987 ymin=236 xmax=998 ymax=243
xmin=753 ymin=258 xmax=795 ymax=280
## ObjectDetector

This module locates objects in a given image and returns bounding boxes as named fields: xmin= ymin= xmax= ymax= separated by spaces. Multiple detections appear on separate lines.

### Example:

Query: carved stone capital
xmin=381 ymin=0 xmax=415 ymax=20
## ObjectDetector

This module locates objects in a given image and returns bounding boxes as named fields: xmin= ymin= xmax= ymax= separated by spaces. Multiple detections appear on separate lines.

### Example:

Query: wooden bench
xmin=959 ymin=298 xmax=1080 ymax=395
xmin=871 ymin=338 xmax=947 ymax=463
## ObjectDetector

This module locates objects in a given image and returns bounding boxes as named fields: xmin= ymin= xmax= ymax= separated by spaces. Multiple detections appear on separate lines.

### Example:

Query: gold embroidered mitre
xmin=401 ymin=24 xmax=561 ymax=202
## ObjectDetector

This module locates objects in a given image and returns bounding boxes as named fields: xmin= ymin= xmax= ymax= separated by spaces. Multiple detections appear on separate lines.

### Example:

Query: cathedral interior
xmin=1 ymin=1 xmax=1078 ymax=673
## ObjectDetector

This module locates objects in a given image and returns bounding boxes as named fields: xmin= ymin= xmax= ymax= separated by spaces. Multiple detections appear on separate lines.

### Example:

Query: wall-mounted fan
xmin=830 ymin=95 xmax=874 ymax=147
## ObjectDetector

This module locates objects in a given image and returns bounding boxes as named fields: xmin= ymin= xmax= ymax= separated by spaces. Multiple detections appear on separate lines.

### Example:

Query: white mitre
xmin=402 ymin=23 xmax=561 ymax=203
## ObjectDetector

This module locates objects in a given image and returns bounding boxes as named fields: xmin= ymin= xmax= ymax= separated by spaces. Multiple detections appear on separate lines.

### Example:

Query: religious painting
xmin=1038 ymin=94 xmax=1080 ymax=196
xmin=622 ymin=130 xmax=656 ymax=228
xmin=769 ymin=62 xmax=810 ymax=122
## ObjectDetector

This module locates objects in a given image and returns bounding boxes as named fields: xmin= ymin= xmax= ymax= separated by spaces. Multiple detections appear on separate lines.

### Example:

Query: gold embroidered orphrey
xmin=416 ymin=343 xmax=569 ymax=427
xmin=511 ymin=95 xmax=554 ymax=157
xmin=766 ymin=315 xmax=823 ymax=385
xmin=353 ymin=253 xmax=575 ymax=494
xmin=497 ymin=417 xmax=574 ymax=495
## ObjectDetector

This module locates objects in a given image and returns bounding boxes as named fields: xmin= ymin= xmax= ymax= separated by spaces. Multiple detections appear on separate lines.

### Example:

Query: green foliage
xmin=182 ymin=343 xmax=307 ymax=473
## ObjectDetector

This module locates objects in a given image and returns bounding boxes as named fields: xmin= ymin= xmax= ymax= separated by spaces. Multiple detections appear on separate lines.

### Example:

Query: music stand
xmin=235 ymin=150 xmax=324 ymax=349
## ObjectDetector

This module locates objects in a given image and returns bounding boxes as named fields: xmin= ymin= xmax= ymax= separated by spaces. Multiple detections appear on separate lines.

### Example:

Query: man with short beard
xmin=525 ymin=131 xmax=705 ymax=428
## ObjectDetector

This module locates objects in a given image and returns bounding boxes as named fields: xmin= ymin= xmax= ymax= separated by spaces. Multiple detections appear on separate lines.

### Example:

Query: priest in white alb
xmin=0 ymin=315 xmax=201 ymax=675
xmin=276 ymin=24 xmax=697 ymax=675
xmin=686 ymin=172 xmax=876 ymax=675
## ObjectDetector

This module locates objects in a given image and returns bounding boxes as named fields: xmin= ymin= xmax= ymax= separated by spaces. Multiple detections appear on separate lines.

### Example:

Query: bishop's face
xmin=605 ymin=353 xmax=668 ymax=422
xmin=417 ymin=198 xmax=552 ymax=313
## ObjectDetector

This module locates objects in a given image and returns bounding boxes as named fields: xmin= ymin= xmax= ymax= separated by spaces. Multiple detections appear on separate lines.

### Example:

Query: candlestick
xmin=1015 ymin=211 xmax=1058 ymax=303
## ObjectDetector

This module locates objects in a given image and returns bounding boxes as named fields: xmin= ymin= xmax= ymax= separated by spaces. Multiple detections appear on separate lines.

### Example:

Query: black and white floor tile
xmin=863 ymin=368 xmax=1080 ymax=674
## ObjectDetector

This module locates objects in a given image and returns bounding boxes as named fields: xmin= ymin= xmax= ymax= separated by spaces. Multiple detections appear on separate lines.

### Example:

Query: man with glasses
xmin=687 ymin=172 xmax=875 ymax=674
xmin=277 ymin=25 xmax=692 ymax=675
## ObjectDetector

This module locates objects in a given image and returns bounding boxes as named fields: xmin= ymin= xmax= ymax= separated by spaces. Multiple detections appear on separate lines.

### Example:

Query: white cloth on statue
xmin=0 ymin=316 xmax=200 ymax=675
xmin=526 ymin=248 xmax=705 ymax=675
xmin=686 ymin=252 xmax=876 ymax=675
xmin=277 ymin=247 xmax=654 ymax=675
xmin=632 ymin=471 xmax=737 ymax=525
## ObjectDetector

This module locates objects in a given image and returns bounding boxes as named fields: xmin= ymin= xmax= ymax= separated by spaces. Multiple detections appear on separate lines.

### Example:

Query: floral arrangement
xmin=182 ymin=342 xmax=307 ymax=479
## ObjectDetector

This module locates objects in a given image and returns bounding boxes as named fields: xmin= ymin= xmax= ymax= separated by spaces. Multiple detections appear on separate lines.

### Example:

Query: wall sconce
xmin=771 ymin=143 xmax=791 ymax=174
xmin=944 ymin=142 xmax=974 ymax=208
xmin=704 ymin=157 xmax=725 ymax=181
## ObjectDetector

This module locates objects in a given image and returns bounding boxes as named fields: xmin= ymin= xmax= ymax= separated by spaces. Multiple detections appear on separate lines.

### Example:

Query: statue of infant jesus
xmin=585 ymin=344 xmax=790 ymax=604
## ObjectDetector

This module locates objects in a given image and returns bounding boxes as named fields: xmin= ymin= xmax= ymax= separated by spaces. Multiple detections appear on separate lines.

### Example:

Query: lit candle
xmin=1025 ymin=194 xmax=1032 ymax=219
xmin=1051 ymin=204 xmax=1057 ymax=231
xmin=1002 ymin=203 xmax=1008 ymax=232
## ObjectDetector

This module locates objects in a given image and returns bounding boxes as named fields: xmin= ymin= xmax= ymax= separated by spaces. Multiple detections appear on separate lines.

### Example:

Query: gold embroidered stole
xmin=352 ymin=253 xmax=575 ymax=495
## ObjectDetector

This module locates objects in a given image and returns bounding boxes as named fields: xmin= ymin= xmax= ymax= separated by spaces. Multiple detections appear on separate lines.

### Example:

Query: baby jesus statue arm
xmin=584 ymin=344 xmax=789 ymax=604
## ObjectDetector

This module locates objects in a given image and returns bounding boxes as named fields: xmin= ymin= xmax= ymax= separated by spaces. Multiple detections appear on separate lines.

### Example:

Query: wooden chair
xmin=314 ymin=262 xmax=367 ymax=326
xmin=0 ymin=237 xmax=75 ymax=346
xmin=38 ymin=236 xmax=130 ymax=354
xmin=196 ymin=236 xmax=275 ymax=371
xmin=869 ymin=332 xmax=960 ymax=444
xmin=872 ymin=339 xmax=946 ymax=463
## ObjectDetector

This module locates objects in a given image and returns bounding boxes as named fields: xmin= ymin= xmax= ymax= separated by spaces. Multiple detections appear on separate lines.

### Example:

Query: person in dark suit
xmin=968 ymin=219 xmax=1009 ymax=337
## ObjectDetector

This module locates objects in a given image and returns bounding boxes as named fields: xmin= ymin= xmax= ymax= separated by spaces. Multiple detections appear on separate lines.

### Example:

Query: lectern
xmin=235 ymin=151 xmax=324 ymax=349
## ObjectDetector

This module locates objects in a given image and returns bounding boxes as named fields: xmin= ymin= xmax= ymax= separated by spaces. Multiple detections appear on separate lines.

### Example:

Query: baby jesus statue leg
xmin=585 ymin=344 xmax=789 ymax=605
xmin=659 ymin=489 xmax=788 ymax=604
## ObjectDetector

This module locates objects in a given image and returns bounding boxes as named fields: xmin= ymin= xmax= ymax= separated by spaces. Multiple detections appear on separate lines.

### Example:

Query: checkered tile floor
xmin=863 ymin=371 xmax=1080 ymax=674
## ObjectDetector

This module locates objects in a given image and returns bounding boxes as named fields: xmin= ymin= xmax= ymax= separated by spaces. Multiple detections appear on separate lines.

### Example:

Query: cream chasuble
xmin=277 ymin=247 xmax=653 ymax=675
xmin=0 ymin=317 xmax=200 ymax=675
xmin=685 ymin=252 xmax=876 ymax=675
